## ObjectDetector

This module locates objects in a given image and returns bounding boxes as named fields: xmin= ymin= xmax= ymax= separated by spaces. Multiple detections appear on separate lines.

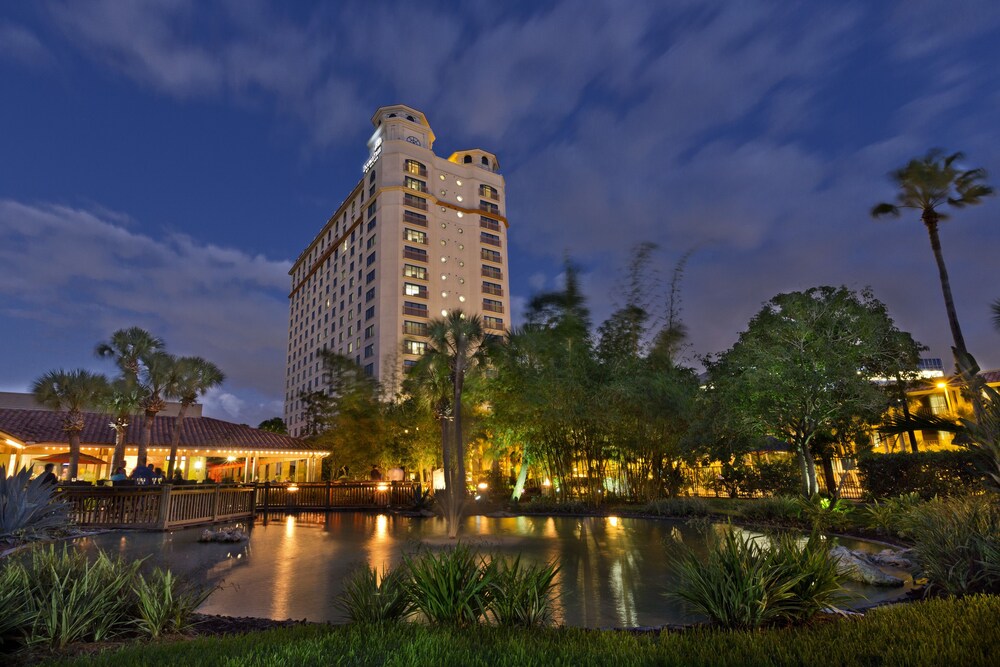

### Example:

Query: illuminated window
xmin=404 ymin=340 xmax=427 ymax=355
xmin=405 ymin=177 xmax=427 ymax=193
xmin=404 ymin=264 xmax=427 ymax=280
xmin=404 ymin=282 xmax=427 ymax=297
xmin=405 ymin=159 xmax=427 ymax=177
xmin=404 ymin=228 xmax=427 ymax=244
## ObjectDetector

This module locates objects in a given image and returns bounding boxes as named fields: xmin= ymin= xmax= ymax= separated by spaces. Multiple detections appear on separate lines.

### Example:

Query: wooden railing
xmin=255 ymin=481 xmax=422 ymax=512
xmin=58 ymin=484 xmax=256 ymax=530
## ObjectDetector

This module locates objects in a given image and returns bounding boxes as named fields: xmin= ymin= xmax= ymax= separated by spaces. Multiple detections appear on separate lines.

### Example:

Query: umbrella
xmin=33 ymin=452 xmax=107 ymax=465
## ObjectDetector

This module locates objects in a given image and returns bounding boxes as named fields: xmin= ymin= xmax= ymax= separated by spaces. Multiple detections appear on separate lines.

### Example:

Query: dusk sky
xmin=2 ymin=1 xmax=1000 ymax=427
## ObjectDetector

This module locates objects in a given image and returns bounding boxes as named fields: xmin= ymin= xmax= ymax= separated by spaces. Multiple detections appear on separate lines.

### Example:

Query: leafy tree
xmin=31 ymin=370 xmax=109 ymax=480
xmin=706 ymin=286 xmax=921 ymax=496
xmin=136 ymin=351 xmax=178 ymax=468
xmin=872 ymin=149 xmax=993 ymax=381
xmin=257 ymin=417 xmax=287 ymax=434
xmin=166 ymin=357 xmax=225 ymax=478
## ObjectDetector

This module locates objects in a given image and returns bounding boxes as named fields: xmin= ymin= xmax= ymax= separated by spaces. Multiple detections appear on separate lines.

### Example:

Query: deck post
xmin=155 ymin=484 xmax=172 ymax=530
xmin=262 ymin=481 xmax=270 ymax=523
xmin=326 ymin=480 xmax=332 ymax=510
xmin=211 ymin=484 xmax=221 ymax=522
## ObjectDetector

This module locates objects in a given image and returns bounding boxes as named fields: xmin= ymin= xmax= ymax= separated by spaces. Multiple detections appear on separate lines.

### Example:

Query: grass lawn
xmin=39 ymin=595 xmax=1000 ymax=667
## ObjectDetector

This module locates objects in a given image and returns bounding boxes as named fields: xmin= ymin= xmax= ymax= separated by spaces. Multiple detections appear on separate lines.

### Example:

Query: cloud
xmin=0 ymin=200 xmax=291 ymax=424
xmin=0 ymin=21 xmax=53 ymax=66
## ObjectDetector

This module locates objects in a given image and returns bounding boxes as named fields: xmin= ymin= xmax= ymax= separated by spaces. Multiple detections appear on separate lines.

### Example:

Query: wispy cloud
xmin=0 ymin=21 xmax=53 ymax=66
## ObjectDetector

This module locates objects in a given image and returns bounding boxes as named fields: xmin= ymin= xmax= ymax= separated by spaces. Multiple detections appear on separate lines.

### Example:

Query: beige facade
xmin=284 ymin=105 xmax=510 ymax=437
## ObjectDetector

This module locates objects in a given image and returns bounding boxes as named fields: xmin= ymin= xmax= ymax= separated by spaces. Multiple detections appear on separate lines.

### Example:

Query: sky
xmin=2 ymin=0 xmax=1000 ymax=427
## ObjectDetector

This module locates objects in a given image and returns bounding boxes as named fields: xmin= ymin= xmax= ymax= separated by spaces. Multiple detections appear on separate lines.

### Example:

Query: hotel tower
xmin=284 ymin=105 xmax=510 ymax=437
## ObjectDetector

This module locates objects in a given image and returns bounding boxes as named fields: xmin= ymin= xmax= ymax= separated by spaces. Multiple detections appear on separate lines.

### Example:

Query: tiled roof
xmin=0 ymin=409 xmax=315 ymax=453
xmin=980 ymin=369 xmax=1000 ymax=384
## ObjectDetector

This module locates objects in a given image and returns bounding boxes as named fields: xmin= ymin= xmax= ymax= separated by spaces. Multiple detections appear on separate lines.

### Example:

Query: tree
xmin=992 ymin=299 xmax=1000 ymax=335
xmin=872 ymin=149 xmax=994 ymax=381
xmin=100 ymin=378 xmax=143 ymax=470
xmin=137 ymin=351 xmax=178 ymax=468
xmin=95 ymin=327 xmax=165 ymax=382
xmin=257 ymin=418 xmax=287 ymax=434
xmin=706 ymin=286 xmax=922 ymax=496
xmin=166 ymin=357 xmax=225 ymax=478
xmin=31 ymin=370 xmax=109 ymax=480
xmin=412 ymin=311 xmax=491 ymax=538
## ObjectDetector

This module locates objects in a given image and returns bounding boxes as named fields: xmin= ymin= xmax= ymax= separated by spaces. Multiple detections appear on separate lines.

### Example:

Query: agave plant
xmin=488 ymin=555 xmax=560 ymax=628
xmin=133 ymin=568 xmax=214 ymax=638
xmin=334 ymin=563 xmax=414 ymax=625
xmin=0 ymin=467 xmax=72 ymax=544
xmin=404 ymin=545 xmax=497 ymax=626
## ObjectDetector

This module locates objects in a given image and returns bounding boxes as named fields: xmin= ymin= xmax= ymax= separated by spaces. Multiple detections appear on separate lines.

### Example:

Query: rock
xmin=830 ymin=546 xmax=904 ymax=587
xmin=868 ymin=548 xmax=916 ymax=570
xmin=198 ymin=527 xmax=248 ymax=543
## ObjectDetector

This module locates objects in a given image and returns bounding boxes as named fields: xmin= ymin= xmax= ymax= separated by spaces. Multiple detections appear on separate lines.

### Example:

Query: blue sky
xmin=2 ymin=0 xmax=1000 ymax=426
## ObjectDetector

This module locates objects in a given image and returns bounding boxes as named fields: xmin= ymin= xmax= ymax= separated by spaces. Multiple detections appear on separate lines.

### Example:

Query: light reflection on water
xmin=73 ymin=514 xmax=913 ymax=628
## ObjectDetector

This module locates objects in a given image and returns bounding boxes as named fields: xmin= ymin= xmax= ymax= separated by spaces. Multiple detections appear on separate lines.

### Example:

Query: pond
xmin=74 ymin=513 xmax=915 ymax=628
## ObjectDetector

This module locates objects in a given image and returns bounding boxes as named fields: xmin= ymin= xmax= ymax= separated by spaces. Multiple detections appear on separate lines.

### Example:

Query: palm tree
xmin=992 ymin=299 xmax=1000 ymax=335
xmin=872 ymin=149 xmax=994 ymax=377
xmin=31 ymin=370 xmax=109 ymax=480
xmin=166 ymin=357 xmax=225 ymax=479
xmin=95 ymin=327 xmax=165 ymax=382
xmin=413 ymin=311 xmax=491 ymax=538
xmin=100 ymin=378 xmax=144 ymax=471
xmin=136 ymin=351 xmax=178 ymax=468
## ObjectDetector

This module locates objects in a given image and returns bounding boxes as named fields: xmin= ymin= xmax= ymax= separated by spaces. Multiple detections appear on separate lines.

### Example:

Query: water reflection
xmin=77 ymin=514 xmax=913 ymax=627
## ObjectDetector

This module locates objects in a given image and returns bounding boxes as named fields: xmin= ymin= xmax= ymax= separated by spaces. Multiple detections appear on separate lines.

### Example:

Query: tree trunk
xmin=167 ymin=403 xmax=190 ymax=478
xmin=925 ymin=218 xmax=967 ymax=356
xmin=512 ymin=448 xmax=529 ymax=501
xmin=820 ymin=454 xmax=838 ymax=499
xmin=138 ymin=410 xmax=156 ymax=468
xmin=797 ymin=446 xmax=819 ymax=496
xmin=68 ymin=431 xmax=81 ymax=480
xmin=895 ymin=373 xmax=919 ymax=453
xmin=453 ymin=362 xmax=466 ymax=503
xmin=112 ymin=427 xmax=127 ymax=470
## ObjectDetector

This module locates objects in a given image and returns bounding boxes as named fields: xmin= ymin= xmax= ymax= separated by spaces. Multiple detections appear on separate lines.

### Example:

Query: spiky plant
xmin=334 ymin=564 xmax=414 ymax=625
xmin=0 ymin=467 xmax=71 ymax=544
xmin=488 ymin=555 xmax=560 ymax=628
xmin=133 ymin=568 xmax=214 ymax=638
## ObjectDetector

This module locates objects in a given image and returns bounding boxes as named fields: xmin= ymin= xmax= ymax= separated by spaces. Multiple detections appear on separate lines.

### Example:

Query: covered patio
xmin=0 ymin=408 xmax=326 ymax=483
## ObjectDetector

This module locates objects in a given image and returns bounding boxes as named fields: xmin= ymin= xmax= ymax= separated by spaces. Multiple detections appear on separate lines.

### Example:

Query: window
xmin=463 ymin=155 xmax=472 ymax=164
xmin=403 ymin=193 xmax=428 ymax=211
xmin=480 ymin=232 xmax=501 ymax=247
xmin=479 ymin=184 xmax=499 ymax=200
xmin=403 ymin=210 xmax=427 ymax=227
xmin=404 ymin=264 xmax=427 ymax=280
xmin=403 ymin=359 xmax=418 ymax=371
xmin=365 ymin=306 xmax=375 ymax=320
xmin=364 ymin=363 xmax=374 ymax=377
xmin=403 ymin=301 xmax=428 ymax=317
xmin=403 ymin=320 xmax=428 ymax=336
xmin=364 ymin=344 xmax=374 ymax=358
xmin=367 ymin=218 xmax=377 ymax=232
xmin=404 ymin=228 xmax=427 ymax=244
xmin=404 ymin=340 xmax=427 ymax=355
xmin=480 ymin=216 xmax=501 ymax=232
xmin=366 ymin=234 xmax=377 ymax=249
xmin=404 ymin=282 xmax=428 ymax=298
xmin=483 ymin=298 xmax=504 ymax=313
xmin=366 ymin=252 xmax=376 ymax=266
xmin=482 ymin=265 xmax=503 ymax=279
xmin=480 ymin=201 xmax=499 ymax=215
xmin=481 ymin=248 xmax=502 ymax=263
xmin=366 ymin=269 xmax=376 ymax=284
xmin=484 ymin=316 xmax=504 ymax=330
xmin=365 ymin=287 xmax=376 ymax=302
xmin=482 ymin=281 xmax=503 ymax=296
xmin=369 ymin=170 xmax=376 ymax=184
xmin=405 ymin=159 xmax=427 ymax=177
xmin=367 ymin=202 xmax=376 ymax=218
xmin=403 ymin=246 xmax=428 ymax=262
xmin=405 ymin=177 xmax=427 ymax=193
xmin=365 ymin=324 xmax=375 ymax=339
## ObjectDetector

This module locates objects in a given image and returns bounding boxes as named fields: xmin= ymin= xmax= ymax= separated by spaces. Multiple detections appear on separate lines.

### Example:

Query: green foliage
xmin=863 ymin=492 xmax=925 ymax=537
xmin=0 ymin=563 xmax=31 ymax=646
xmin=796 ymin=495 xmax=854 ymax=532
xmin=906 ymin=495 xmax=1000 ymax=595
xmin=741 ymin=496 xmax=802 ymax=523
xmin=488 ymin=555 xmax=560 ymax=628
xmin=669 ymin=528 xmax=846 ymax=629
xmin=518 ymin=496 xmax=591 ymax=514
xmin=403 ymin=546 xmax=498 ymax=626
xmin=133 ymin=568 xmax=214 ymax=639
xmin=643 ymin=497 xmax=710 ymax=517
xmin=257 ymin=417 xmax=287 ymax=434
xmin=334 ymin=564 xmax=414 ymax=625
xmin=0 ymin=467 xmax=72 ymax=543
xmin=754 ymin=460 xmax=801 ymax=496
xmin=857 ymin=451 xmax=988 ymax=499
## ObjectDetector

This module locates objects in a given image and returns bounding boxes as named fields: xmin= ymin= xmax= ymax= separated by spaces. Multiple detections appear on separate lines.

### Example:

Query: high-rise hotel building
xmin=284 ymin=105 xmax=510 ymax=437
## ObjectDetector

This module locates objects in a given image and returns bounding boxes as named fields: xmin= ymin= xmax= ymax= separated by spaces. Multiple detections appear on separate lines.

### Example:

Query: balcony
xmin=480 ymin=233 xmax=501 ymax=247
xmin=403 ymin=305 xmax=428 ymax=317
xmin=402 ymin=322 xmax=429 ymax=336
xmin=405 ymin=162 xmax=428 ymax=178
xmin=404 ymin=286 xmax=429 ymax=299
xmin=483 ymin=301 xmax=504 ymax=314
xmin=482 ymin=267 xmax=503 ymax=279
xmin=479 ymin=186 xmax=499 ymax=201
xmin=404 ymin=248 xmax=428 ymax=262
xmin=482 ymin=283 xmax=503 ymax=296
xmin=403 ymin=211 xmax=428 ymax=227
xmin=480 ymin=217 xmax=501 ymax=232
xmin=403 ymin=194 xmax=428 ymax=211
xmin=479 ymin=201 xmax=500 ymax=214
xmin=481 ymin=249 xmax=502 ymax=263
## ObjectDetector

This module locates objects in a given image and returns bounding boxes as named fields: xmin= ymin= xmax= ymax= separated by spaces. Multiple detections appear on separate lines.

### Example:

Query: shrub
xmin=863 ymin=492 xmax=924 ymax=537
xmin=643 ymin=497 xmax=710 ymax=517
xmin=133 ymin=568 xmax=214 ymax=639
xmin=518 ymin=497 xmax=591 ymax=514
xmin=404 ymin=546 xmax=497 ymax=626
xmin=334 ymin=564 xmax=413 ymax=625
xmin=796 ymin=495 xmax=853 ymax=532
xmin=753 ymin=460 xmax=801 ymax=497
xmin=741 ymin=496 xmax=801 ymax=523
xmin=857 ymin=451 xmax=988 ymax=499
xmin=0 ymin=466 xmax=71 ymax=544
xmin=488 ymin=555 xmax=559 ymax=628
xmin=906 ymin=495 xmax=1000 ymax=595
xmin=670 ymin=528 xmax=845 ymax=629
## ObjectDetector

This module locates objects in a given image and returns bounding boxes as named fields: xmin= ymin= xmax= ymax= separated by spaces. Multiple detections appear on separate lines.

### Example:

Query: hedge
xmin=857 ymin=450 xmax=989 ymax=499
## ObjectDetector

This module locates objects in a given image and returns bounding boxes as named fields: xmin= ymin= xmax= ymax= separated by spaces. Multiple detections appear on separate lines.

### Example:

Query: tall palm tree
xmin=166 ymin=356 xmax=225 ymax=478
xmin=31 ymin=370 xmax=109 ymax=480
xmin=872 ymin=149 xmax=994 ymax=377
xmin=100 ymin=378 xmax=144 ymax=471
xmin=136 ymin=351 xmax=178 ymax=468
xmin=406 ymin=347 xmax=455 ymax=528
xmin=95 ymin=327 xmax=165 ymax=382
xmin=414 ymin=311 xmax=491 ymax=538
xmin=992 ymin=299 xmax=1000 ymax=335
